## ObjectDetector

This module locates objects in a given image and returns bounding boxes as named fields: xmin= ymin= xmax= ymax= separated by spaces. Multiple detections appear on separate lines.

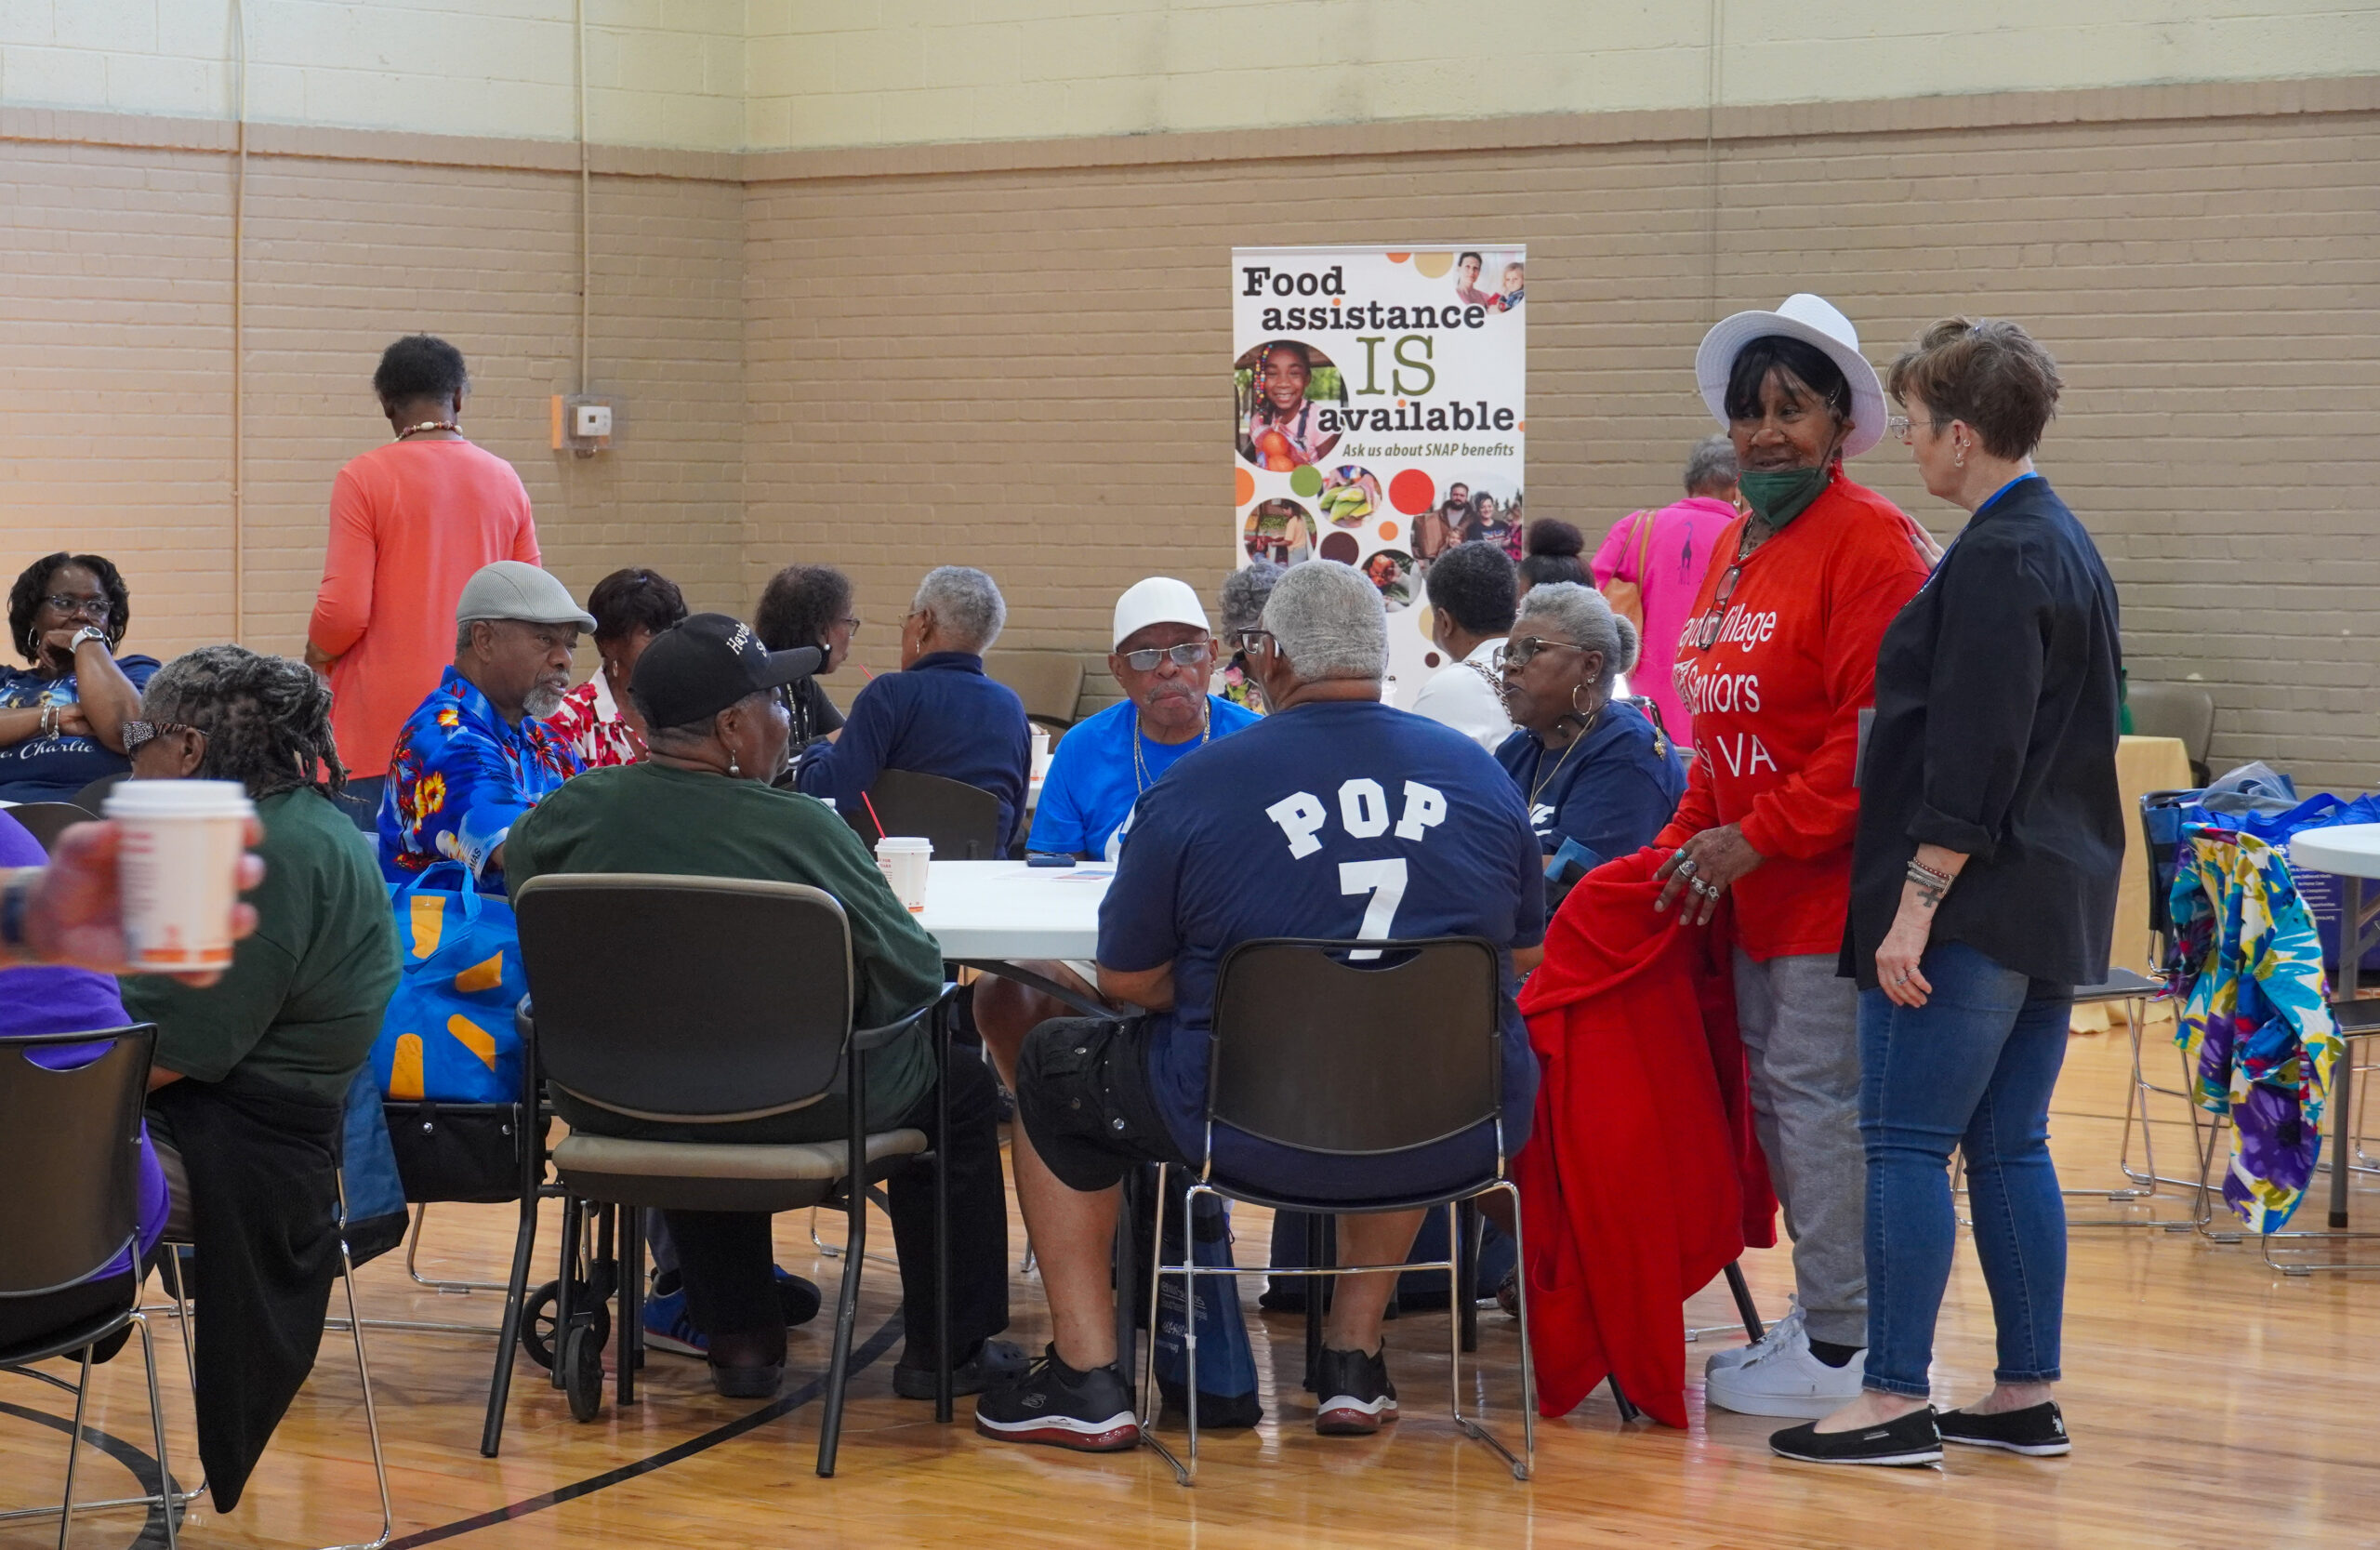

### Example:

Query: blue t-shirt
xmin=795 ymin=653 xmax=1033 ymax=853
xmin=0 ymin=656 xmax=162 ymax=802
xmin=1098 ymin=699 xmax=1544 ymax=1201
xmin=1029 ymin=696 xmax=1262 ymax=860
xmin=1494 ymin=698 xmax=1686 ymax=907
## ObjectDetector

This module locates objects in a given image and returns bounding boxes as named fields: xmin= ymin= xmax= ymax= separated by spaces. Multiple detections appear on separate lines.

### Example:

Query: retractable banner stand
xmin=1232 ymin=244 xmax=1527 ymax=702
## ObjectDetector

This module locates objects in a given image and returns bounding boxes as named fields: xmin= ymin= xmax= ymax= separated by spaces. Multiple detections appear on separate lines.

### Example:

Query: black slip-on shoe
xmin=1313 ymin=1345 xmax=1400 ymax=1437
xmin=774 ymin=1266 xmax=823 ymax=1329
xmin=708 ymin=1359 xmax=785 ymax=1399
xmin=1768 ymin=1407 xmax=1942 ymax=1467
xmin=894 ymin=1338 xmax=1031 ymax=1400
xmin=973 ymin=1345 xmax=1140 ymax=1452
xmin=1937 ymin=1401 xmax=2070 ymax=1456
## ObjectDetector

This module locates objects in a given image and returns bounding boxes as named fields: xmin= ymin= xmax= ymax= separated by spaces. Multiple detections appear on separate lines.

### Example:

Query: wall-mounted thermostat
xmin=551 ymin=393 xmax=616 ymax=457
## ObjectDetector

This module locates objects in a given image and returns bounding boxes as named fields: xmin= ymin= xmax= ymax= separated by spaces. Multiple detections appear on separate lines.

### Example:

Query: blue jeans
xmin=1859 ymin=940 xmax=2071 ymax=1398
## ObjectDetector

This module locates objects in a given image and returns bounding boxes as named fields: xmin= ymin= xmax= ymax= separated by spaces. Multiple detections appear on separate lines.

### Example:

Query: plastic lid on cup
xmin=874 ymin=836 xmax=932 ymax=854
xmin=104 ymin=779 xmax=256 ymax=818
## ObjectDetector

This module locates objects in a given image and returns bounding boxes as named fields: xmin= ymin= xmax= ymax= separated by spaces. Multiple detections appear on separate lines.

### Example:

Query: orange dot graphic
xmin=1234 ymin=467 xmax=1255 ymax=506
xmin=1378 ymin=521 xmax=1399 ymax=541
xmin=1386 ymin=253 xmax=1410 ymax=263
xmin=1388 ymin=469 xmax=1435 ymax=515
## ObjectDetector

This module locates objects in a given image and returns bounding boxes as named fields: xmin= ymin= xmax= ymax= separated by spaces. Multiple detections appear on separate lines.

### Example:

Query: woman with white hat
xmin=1646 ymin=294 xmax=1937 ymax=1419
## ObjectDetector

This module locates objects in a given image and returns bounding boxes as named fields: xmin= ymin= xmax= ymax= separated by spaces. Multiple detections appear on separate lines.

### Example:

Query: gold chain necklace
xmin=1527 ymin=705 xmax=1603 ymax=807
xmin=1131 ymin=699 xmax=1210 ymax=794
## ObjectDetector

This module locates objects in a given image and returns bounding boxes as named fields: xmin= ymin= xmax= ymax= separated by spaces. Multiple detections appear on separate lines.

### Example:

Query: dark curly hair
xmin=9 ymin=552 xmax=130 ymax=663
xmin=1422 ymin=541 xmax=1518 ymax=637
xmin=141 ymin=645 xmax=346 ymax=800
xmin=373 ymin=335 xmax=469 ymax=407
xmin=586 ymin=567 xmax=687 ymax=646
xmin=1519 ymin=519 xmax=1588 ymax=590
xmin=755 ymin=563 xmax=853 ymax=653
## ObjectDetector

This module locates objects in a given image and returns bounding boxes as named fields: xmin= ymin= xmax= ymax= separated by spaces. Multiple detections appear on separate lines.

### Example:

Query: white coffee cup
xmin=874 ymin=835 xmax=932 ymax=912
xmin=1030 ymin=726 xmax=1052 ymax=781
xmin=104 ymin=779 xmax=255 ymax=974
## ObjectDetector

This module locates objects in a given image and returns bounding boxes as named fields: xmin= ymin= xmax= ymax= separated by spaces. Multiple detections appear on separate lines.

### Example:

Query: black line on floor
xmin=0 ymin=1396 xmax=181 ymax=1548
xmin=382 ymin=1309 xmax=906 ymax=1550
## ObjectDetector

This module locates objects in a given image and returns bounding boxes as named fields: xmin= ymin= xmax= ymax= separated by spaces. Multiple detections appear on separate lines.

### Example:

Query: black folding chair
xmin=844 ymin=768 xmax=1003 ymax=860
xmin=1137 ymin=936 xmax=1534 ymax=1485
xmin=489 ymin=874 xmax=958 ymax=1477
xmin=0 ymin=1027 xmax=178 ymax=1550
xmin=4 ymin=801 xmax=98 ymax=854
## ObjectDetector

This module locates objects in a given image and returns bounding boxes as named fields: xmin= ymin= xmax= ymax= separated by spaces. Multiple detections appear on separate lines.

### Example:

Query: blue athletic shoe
xmin=643 ymin=1266 xmax=823 ymax=1358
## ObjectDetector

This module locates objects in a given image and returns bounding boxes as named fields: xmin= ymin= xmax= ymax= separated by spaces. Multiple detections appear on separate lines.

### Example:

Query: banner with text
xmin=1232 ymin=244 xmax=1526 ymax=703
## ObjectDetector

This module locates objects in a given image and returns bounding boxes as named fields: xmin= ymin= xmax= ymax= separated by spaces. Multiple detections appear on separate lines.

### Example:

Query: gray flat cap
xmin=455 ymin=561 xmax=597 ymax=630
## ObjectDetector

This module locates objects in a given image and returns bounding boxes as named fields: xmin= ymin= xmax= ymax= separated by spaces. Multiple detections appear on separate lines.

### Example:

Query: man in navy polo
xmin=974 ymin=561 xmax=1545 ymax=1454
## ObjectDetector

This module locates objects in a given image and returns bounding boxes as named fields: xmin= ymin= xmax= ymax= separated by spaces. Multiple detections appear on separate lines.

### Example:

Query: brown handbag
xmin=1599 ymin=510 xmax=1656 ymax=633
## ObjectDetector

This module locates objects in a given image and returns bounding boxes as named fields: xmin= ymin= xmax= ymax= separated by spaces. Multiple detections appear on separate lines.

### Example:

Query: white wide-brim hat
xmin=1695 ymin=293 xmax=1887 ymax=460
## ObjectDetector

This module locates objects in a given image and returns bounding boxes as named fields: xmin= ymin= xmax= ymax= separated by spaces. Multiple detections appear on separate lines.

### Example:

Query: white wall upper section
xmin=0 ymin=1 xmax=2371 ymax=152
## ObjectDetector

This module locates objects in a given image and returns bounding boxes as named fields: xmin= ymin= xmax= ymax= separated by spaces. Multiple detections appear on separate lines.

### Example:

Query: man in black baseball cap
xmin=504 ymin=611 xmax=1023 ymax=1401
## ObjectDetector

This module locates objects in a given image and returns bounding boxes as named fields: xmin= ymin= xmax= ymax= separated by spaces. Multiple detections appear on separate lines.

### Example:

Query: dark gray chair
xmin=68 ymin=774 xmax=127 ymax=816
xmin=495 ymin=873 xmax=956 ymax=1477
xmin=844 ymin=768 xmax=1003 ymax=860
xmin=4 ymin=801 xmax=97 ymax=854
xmin=0 ymin=1026 xmax=178 ymax=1550
xmin=1136 ymin=936 xmax=1535 ymax=1485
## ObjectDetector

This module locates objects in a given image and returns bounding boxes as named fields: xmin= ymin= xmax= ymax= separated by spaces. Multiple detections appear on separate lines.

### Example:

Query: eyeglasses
xmin=1687 ymin=561 xmax=1746 ymax=652
xmin=43 ymin=595 xmax=111 ymax=621
xmin=1887 ymin=414 xmax=1912 ymax=444
xmin=1493 ymin=635 xmax=1587 ymax=670
xmin=1117 ymin=641 xmax=1212 ymax=672
xmin=121 ymin=720 xmax=196 ymax=755
xmin=840 ymin=616 xmax=862 ymax=631
xmin=1229 ymin=629 xmax=1273 ymax=656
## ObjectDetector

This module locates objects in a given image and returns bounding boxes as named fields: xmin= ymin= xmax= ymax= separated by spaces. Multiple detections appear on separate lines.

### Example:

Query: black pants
xmin=663 ymin=1050 xmax=1008 ymax=1368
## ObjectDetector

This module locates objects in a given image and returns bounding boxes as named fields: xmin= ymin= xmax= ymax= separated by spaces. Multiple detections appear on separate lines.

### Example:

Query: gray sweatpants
xmin=1733 ymin=948 xmax=1868 ymax=1348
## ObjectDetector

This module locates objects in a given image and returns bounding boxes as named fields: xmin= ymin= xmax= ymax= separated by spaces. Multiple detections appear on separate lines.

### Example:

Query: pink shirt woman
xmin=1592 ymin=495 xmax=1739 ymax=742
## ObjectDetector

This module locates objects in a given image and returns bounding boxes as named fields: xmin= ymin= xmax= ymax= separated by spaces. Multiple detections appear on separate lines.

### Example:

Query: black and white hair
xmin=1261 ymin=560 xmax=1386 ymax=682
xmin=912 ymin=565 xmax=1006 ymax=654
xmin=1218 ymin=560 xmax=1285 ymax=639
xmin=1514 ymin=581 xmax=1636 ymax=694
xmin=1684 ymin=433 xmax=1739 ymax=495
xmin=1422 ymin=541 xmax=1516 ymax=636
xmin=142 ymin=644 xmax=346 ymax=800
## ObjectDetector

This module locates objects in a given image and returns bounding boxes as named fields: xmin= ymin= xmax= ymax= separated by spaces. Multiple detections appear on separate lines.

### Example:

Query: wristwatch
xmin=70 ymin=626 xmax=107 ymax=651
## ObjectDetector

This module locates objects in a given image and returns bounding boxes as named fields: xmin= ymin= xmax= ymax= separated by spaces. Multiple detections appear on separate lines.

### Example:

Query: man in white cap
xmin=378 ymin=560 xmax=593 ymax=893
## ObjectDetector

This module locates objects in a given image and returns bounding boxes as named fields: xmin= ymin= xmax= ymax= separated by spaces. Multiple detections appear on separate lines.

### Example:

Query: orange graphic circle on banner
xmin=1413 ymin=253 xmax=1453 ymax=278
xmin=1378 ymin=521 xmax=1399 ymax=541
xmin=1388 ymin=469 xmax=1436 ymax=514
xmin=1235 ymin=467 xmax=1255 ymax=505
xmin=1386 ymin=252 xmax=1410 ymax=263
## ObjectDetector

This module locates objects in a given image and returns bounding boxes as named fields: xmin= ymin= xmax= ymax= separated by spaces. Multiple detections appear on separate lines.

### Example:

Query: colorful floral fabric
xmin=2168 ymin=822 xmax=2346 ymax=1231
xmin=542 ymin=674 xmax=644 ymax=769
xmin=378 ymin=667 xmax=579 ymax=893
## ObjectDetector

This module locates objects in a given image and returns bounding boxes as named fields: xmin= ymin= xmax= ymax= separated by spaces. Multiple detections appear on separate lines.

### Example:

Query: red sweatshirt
xmin=1654 ymin=472 xmax=1933 ymax=961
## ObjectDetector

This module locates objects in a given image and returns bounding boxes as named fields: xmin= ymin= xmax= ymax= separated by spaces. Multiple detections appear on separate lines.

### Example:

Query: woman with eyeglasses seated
xmin=0 ymin=552 xmax=158 ymax=802
xmin=755 ymin=562 xmax=861 ymax=749
xmin=1494 ymin=582 xmax=1686 ymax=912
xmin=1647 ymin=294 xmax=1936 ymax=1424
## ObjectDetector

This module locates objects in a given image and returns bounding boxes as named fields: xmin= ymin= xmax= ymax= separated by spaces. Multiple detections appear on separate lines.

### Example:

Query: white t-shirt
xmin=1408 ymin=637 xmax=1510 ymax=751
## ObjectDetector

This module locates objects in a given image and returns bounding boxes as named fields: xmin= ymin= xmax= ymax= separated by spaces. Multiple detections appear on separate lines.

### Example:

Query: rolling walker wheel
xmin=562 ymin=1322 xmax=604 ymax=1423
xmin=522 ymin=1279 xmax=610 ymax=1371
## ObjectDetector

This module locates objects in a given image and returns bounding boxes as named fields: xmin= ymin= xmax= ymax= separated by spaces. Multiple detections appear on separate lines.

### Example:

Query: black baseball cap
xmin=630 ymin=614 xmax=820 ymax=730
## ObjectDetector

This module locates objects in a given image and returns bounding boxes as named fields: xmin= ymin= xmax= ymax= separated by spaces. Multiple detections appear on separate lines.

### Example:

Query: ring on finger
xmin=1674 ymin=856 xmax=1700 ymax=878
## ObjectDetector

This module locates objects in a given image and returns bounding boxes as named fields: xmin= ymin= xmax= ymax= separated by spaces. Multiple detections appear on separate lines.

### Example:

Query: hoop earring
xmin=1571 ymin=683 xmax=1593 ymax=716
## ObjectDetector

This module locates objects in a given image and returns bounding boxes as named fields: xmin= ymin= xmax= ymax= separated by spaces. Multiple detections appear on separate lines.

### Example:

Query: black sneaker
xmin=895 ymin=1337 xmax=1031 ymax=1400
xmin=1313 ymin=1345 xmax=1399 ymax=1436
xmin=973 ymin=1346 xmax=1141 ymax=1451
xmin=1768 ymin=1407 xmax=1942 ymax=1467
xmin=1937 ymin=1401 xmax=2070 ymax=1456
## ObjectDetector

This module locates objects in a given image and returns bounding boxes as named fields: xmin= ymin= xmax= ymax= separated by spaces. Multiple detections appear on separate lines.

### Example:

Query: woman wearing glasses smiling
xmin=1648 ymin=295 xmax=1937 ymax=1424
xmin=0 ymin=551 xmax=158 ymax=802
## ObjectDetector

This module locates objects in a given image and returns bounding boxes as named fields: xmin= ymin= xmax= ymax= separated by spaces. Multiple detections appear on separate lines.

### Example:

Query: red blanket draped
xmin=1514 ymin=849 xmax=1778 ymax=1425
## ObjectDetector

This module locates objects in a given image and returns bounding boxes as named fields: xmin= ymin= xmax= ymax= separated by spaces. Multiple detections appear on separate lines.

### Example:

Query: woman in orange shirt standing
xmin=306 ymin=336 xmax=540 ymax=823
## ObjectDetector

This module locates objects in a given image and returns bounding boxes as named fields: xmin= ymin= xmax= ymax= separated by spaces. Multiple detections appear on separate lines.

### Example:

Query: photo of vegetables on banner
xmin=1233 ymin=245 xmax=1526 ymax=702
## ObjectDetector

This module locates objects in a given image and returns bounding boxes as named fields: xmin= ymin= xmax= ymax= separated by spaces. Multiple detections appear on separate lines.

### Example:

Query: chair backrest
xmin=844 ymin=768 xmax=1002 ymax=860
xmin=0 ymin=1027 xmax=155 ymax=1297
xmin=1208 ymin=937 xmax=1501 ymax=1157
xmin=5 ymin=801 xmax=96 ymax=854
xmin=2140 ymin=788 xmax=2201 ymax=955
xmin=513 ymin=875 xmax=854 ymax=1124
xmin=2128 ymin=682 xmax=2216 ymax=765
xmin=984 ymin=649 xmax=1086 ymax=729
xmin=70 ymin=773 xmax=128 ymax=815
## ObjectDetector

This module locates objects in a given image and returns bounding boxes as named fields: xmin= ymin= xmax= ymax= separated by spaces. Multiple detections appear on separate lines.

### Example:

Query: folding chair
xmin=4 ymin=801 xmax=98 ymax=854
xmin=842 ymin=768 xmax=1004 ymax=860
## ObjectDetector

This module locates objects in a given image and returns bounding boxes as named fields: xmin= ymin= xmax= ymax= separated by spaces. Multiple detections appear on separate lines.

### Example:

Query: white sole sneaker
xmin=1703 ymin=1339 xmax=1865 ymax=1419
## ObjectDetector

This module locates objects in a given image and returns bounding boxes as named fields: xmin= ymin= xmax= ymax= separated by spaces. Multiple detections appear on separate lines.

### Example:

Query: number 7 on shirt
xmin=1339 ymin=858 xmax=1408 ymax=960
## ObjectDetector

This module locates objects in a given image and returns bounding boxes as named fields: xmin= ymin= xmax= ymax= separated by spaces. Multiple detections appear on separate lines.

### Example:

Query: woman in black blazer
xmin=1771 ymin=319 xmax=2122 ymax=1468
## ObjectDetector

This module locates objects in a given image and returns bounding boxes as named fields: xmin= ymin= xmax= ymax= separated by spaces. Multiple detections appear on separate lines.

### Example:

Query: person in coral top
xmin=306 ymin=336 xmax=540 ymax=822
xmin=1645 ymin=295 xmax=1937 ymax=1422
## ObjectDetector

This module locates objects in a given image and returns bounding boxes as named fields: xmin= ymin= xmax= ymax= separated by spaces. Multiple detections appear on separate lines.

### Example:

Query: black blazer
xmin=1844 ymin=475 xmax=2123 ymax=990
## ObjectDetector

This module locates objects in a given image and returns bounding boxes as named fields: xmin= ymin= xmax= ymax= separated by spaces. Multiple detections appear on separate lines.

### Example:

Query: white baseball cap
xmin=1111 ymin=576 xmax=1211 ymax=649
xmin=1695 ymin=292 xmax=1888 ymax=459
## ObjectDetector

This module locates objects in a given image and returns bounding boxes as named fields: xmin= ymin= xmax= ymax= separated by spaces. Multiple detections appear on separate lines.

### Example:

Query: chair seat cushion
xmin=551 ymin=1129 xmax=930 ymax=1212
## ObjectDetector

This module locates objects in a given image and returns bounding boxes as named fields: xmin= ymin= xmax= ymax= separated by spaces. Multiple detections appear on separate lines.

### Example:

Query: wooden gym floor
xmin=6 ymin=1025 xmax=2378 ymax=1550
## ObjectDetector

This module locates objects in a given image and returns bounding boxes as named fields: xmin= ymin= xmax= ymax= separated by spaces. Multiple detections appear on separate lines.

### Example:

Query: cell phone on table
xmin=1026 ymin=852 xmax=1076 ymax=868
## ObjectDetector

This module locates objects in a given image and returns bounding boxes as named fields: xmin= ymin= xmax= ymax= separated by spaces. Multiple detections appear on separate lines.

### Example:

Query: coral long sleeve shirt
xmin=1653 ymin=472 xmax=1934 ymax=961
xmin=308 ymin=439 xmax=539 ymax=780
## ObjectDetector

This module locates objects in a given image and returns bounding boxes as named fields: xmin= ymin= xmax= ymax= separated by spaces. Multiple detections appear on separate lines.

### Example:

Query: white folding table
xmin=2288 ymin=824 xmax=2380 ymax=1232
xmin=915 ymin=858 xmax=1110 ymax=968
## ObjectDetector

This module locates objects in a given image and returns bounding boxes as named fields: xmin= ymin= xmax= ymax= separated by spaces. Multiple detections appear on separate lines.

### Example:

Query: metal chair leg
xmin=1723 ymin=1261 xmax=1765 ymax=1343
xmin=130 ymin=1315 xmax=178 ymax=1550
xmin=480 ymin=1183 xmax=542 ymax=1457
xmin=322 ymin=1173 xmax=393 ymax=1550
xmin=617 ymin=1208 xmax=641 ymax=1409
xmin=56 ymin=1344 xmax=91 ymax=1550
xmin=551 ymin=1198 xmax=583 ymax=1392
xmin=816 ymin=1053 xmax=872 ymax=1479
xmin=1457 ymin=1199 xmax=1480 ymax=1354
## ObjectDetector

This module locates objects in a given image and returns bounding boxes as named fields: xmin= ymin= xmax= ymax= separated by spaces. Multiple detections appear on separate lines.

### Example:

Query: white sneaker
xmin=1704 ymin=1296 xmax=1802 ymax=1376
xmin=1701 ymin=1318 xmax=1865 ymax=1419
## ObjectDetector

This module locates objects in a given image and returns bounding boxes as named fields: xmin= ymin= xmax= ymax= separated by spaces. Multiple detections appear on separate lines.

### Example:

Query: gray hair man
xmin=976 ymin=560 xmax=1548 ymax=1454
xmin=1685 ymin=432 xmax=1740 ymax=500
xmin=793 ymin=563 xmax=1033 ymax=849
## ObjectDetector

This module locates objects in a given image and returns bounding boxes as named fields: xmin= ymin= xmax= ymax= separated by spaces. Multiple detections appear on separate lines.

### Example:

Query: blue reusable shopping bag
xmin=1152 ymin=1186 xmax=1261 ymax=1427
xmin=368 ymin=863 xmax=527 ymax=1105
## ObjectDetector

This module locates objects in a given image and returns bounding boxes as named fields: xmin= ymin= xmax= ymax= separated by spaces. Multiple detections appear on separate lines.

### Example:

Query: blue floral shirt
xmin=378 ymin=668 xmax=579 ymax=894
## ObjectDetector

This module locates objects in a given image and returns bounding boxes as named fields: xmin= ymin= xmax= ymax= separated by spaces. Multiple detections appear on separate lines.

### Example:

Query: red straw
xmin=861 ymin=791 xmax=887 ymax=840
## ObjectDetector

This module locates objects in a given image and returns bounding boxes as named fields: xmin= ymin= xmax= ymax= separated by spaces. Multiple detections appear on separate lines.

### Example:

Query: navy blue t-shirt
xmin=1495 ymin=698 xmax=1686 ymax=907
xmin=1099 ymin=699 xmax=1544 ymax=1201
xmin=796 ymin=653 xmax=1033 ymax=852
xmin=0 ymin=656 xmax=161 ymax=802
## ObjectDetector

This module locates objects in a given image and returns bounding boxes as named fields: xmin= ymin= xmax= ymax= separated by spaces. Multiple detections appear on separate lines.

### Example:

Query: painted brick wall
xmin=745 ymin=94 xmax=2380 ymax=785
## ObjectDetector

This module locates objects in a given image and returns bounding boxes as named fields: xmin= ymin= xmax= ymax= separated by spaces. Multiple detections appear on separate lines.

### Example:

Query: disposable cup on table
xmin=103 ymin=778 xmax=254 ymax=974
xmin=1030 ymin=727 xmax=1052 ymax=781
xmin=875 ymin=835 xmax=932 ymax=912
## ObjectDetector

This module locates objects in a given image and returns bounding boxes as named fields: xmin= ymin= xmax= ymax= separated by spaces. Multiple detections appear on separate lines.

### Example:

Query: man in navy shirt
xmin=794 ymin=566 xmax=1031 ymax=851
xmin=975 ymin=561 xmax=1545 ymax=1454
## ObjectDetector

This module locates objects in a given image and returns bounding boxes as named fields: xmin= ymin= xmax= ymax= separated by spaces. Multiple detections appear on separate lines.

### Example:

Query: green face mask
xmin=1738 ymin=464 xmax=1833 ymax=530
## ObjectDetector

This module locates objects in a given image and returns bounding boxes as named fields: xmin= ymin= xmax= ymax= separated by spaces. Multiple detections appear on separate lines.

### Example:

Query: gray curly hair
xmin=1219 ymin=560 xmax=1285 ymax=639
xmin=142 ymin=644 xmax=346 ymax=800
xmin=1514 ymin=581 xmax=1636 ymax=694
xmin=1261 ymin=560 xmax=1386 ymax=682
xmin=912 ymin=565 xmax=1006 ymax=654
